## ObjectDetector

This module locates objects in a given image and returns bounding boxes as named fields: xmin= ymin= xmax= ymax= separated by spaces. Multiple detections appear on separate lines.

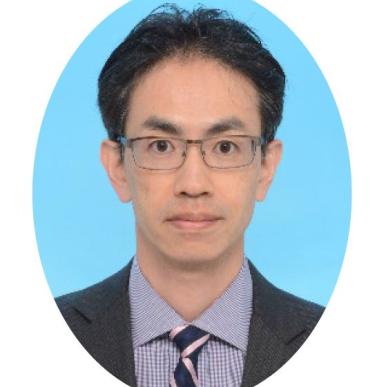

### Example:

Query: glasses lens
xmin=132 ymin=138 xmax=185 ymax=170
xmin=203 ymin=136 xmax=256 ymax=168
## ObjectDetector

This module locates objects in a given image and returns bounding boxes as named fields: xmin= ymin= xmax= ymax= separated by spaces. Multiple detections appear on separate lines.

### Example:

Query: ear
xmin=255 ymin=140 xmax=282 ymax=201
xmin=100 ymin=140 xmax=132 ymax=203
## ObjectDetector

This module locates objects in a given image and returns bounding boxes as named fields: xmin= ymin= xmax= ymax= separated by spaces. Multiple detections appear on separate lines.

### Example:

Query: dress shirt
xmin=129 ymin=257 xmax=253 ymax=387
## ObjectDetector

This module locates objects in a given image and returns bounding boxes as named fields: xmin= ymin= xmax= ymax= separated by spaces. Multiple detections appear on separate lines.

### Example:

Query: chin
xmin=162 ymin=246 xmax=229 ymax=270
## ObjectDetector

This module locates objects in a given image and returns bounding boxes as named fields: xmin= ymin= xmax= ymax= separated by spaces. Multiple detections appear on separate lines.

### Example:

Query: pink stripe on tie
xmin=181 ymin=333 xmax=210 ymax=358
xmin=169 ymin=324 xmax=189 ymax=340
xmin=170 ymin=375 xmax=178 ymax=387
xmin=182 ymin=357 xmax=199 ymax=386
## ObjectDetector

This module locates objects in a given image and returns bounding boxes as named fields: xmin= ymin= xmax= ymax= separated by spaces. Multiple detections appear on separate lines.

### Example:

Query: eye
xmin=215 ymin=140 xmax=238 ymax=154
xmin=149 ymin=139 xmax=174 ymax=153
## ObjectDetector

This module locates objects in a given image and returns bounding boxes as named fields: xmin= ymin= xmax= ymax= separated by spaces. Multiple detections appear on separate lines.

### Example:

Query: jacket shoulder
xmin=54 ymin=262 xmax=136 ymax=386
xmin=55 ymin=263 xmax=132 ymax=330
xmin=248 ymin=261 xmax=324 ymax=344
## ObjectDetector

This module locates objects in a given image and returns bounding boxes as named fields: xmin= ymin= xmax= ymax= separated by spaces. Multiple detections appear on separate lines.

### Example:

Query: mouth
xmin=165 ymin=213 xmax=224 ymax=231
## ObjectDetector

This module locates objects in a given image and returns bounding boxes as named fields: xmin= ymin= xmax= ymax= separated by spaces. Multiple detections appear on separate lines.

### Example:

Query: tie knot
xmin=170 ymin=325 xmax=210 ymax=358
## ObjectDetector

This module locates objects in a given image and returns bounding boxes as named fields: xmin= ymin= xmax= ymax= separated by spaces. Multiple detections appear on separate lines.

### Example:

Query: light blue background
xmin=33 ymin=0 xmax=351 ymax=306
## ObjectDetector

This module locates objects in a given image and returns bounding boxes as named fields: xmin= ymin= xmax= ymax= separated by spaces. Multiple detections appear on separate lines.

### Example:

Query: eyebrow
xmin=206 ymin=117 xmax=246 ymax=136
xmin=141 ymin=116 xmax=246 ymax=136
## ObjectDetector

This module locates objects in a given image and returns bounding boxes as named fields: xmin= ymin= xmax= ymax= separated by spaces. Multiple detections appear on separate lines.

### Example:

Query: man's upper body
xmin=56 ymin=4 xmax=325 ymax=386
xmin=56 ymin=258 xmax=323 ymax=387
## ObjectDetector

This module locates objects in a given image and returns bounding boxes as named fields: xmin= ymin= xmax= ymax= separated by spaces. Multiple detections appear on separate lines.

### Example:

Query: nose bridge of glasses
xmin=182 ymin=139 xmax=206 ymax=157
xmin=178 ymin=138 xmax=211 ymax=171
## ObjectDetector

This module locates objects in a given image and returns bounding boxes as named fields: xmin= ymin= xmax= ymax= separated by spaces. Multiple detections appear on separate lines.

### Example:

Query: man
xmin=56 ymin=5 xmax=324 ymax=387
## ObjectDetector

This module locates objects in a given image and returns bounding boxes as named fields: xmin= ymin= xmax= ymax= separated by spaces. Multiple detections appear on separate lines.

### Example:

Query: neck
xmin=136 ymin=240 xmax=244 ymax=322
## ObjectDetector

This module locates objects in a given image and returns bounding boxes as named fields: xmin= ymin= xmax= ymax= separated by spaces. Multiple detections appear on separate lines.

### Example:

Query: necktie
xmin=170 ymin=324 xmax=210 ymax=387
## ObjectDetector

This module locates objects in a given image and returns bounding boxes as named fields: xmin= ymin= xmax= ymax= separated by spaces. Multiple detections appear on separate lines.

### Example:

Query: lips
xmin=166 ymin=212 xmax=223 ymax=230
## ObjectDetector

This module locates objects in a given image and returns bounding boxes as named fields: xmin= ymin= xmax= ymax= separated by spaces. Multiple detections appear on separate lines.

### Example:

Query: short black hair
xmin=98 ymin=3 xmax=285 ymax=146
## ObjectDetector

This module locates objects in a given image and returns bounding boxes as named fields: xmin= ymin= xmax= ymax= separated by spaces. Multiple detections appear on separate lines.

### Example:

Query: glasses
xmin=117 ymin=135 xmax=265 ymax=170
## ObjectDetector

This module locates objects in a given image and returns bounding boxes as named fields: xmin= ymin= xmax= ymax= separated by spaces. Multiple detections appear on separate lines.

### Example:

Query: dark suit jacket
xmin=56 ymin=260 xmax=324 ymax=386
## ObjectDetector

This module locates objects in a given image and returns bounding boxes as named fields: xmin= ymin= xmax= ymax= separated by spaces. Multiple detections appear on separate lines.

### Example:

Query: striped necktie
xmin=170 ymin=324 xmax=210 ymax=387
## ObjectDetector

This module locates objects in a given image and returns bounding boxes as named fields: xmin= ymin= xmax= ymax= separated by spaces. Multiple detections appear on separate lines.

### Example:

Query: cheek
xmin=217 ymin=172 xmax=258 ymax=222
xmin=128 ymin=172 xmax=173 ymax=222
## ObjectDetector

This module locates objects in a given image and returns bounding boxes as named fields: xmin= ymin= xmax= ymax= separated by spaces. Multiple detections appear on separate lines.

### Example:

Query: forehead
xmin=125 ymin=56 xmax=261 ymax=136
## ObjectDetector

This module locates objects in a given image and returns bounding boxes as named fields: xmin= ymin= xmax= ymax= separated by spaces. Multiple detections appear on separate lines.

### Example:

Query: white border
xmin=1 ymin=1 xmax=385 ymax=385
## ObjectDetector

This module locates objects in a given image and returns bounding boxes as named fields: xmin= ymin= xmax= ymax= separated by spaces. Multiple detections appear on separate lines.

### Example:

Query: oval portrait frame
xmin=33 ymin=0 xmax=351 ymax=383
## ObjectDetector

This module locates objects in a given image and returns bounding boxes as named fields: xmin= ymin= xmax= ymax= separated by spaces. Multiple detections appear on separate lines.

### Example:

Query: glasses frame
xmin=117 ymin=134 xmax=266 ymax=170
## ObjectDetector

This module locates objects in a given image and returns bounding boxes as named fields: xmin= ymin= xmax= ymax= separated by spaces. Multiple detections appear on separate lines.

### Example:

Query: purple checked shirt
xmin=129 ymin=257 xmax=253 ymax=387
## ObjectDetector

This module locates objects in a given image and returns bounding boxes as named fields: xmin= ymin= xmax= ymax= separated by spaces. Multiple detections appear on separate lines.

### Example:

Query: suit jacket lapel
xmin=90 ymin=287 xmax=137 ymax=386
xmin=241 ymin=262 xmax=287 ymax=386
xmin=71 ymin=261 xmax=137 ymax=386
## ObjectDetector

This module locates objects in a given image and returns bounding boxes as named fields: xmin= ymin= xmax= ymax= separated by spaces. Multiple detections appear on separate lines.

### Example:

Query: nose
xmin=173 ymin=143 xmax=214 ymax=198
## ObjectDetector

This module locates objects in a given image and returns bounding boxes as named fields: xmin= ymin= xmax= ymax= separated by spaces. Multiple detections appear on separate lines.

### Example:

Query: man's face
xmin=101 ymin=56 xmax=281 ymax=268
